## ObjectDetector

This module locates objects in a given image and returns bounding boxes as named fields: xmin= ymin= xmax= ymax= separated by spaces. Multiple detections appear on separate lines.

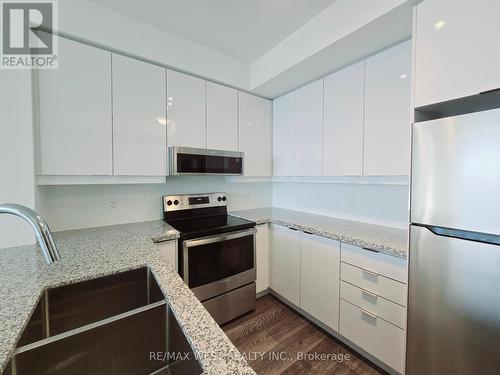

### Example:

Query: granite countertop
xmin=230 ymin=207 xmax=408 ymax=259
xmin=0 ymin=220 xmax=256 ymax=375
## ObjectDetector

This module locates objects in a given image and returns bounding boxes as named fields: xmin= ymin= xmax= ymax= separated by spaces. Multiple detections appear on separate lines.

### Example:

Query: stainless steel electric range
xmin=163 ymin=192 xmax=256 ymax=325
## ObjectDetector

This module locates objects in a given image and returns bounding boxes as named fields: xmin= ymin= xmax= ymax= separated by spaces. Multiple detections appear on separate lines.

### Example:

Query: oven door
xmin=182 ymin=228 xmax=256 ymax=301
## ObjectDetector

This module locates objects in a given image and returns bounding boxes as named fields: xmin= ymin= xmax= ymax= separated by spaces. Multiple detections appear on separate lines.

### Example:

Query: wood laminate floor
xmin=222 ymin=295 xmax=386 ymax=375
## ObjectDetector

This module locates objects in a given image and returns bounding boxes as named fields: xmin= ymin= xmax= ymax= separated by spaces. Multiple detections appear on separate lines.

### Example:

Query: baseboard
xmin=256 ymin=288 xmax=270 ymax=299
xmin=267 ymin=289 xmax=401 ymax=375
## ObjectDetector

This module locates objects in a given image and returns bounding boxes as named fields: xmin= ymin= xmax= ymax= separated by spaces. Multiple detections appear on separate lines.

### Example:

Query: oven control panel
xmin=163 ymin=193 xmax=227 ymax=212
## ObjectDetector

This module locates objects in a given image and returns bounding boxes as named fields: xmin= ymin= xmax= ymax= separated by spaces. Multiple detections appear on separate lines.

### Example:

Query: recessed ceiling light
xmin=157 ymin=117 xmax=166 ymax=125
xmin=400 ymin=74 xmax=408 ymax=79
xmin=434 ymin=20 xmax=445 ymax=30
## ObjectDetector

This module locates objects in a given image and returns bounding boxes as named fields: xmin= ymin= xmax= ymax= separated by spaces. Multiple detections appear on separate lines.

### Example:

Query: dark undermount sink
xmin=3 ymin=268 xmax=202 ymax=375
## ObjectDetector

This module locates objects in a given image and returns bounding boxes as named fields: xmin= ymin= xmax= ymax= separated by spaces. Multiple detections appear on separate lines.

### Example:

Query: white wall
xmin=273 ymin=182 xmax=408 ymax=229
xmin=37 ymin=179 xmax=408 ymax=232
xmin=37 ymin=177 xmax=272 ymax=231
xmin=56 ymin=0 xmax=249 ymax=89
xmin=0 ymin=70 xmax=36 ymax=249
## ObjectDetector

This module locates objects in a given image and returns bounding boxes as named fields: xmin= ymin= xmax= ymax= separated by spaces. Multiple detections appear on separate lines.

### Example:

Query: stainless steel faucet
xmin=0 ymin=203 xmax=61 ymax=263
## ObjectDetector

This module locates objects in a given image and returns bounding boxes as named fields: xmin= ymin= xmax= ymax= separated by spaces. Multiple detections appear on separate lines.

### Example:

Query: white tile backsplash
xmin=37 ymin=177 xmax=408 ymax=232
xmin=37 ymin=177 xmax=273 ymax=231
xmin=273 ymin=182 xmax=408 ymax=228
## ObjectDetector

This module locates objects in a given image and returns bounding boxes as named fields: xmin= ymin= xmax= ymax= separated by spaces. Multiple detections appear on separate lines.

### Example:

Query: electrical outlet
xmin=347 ymin=198 xmax=355 ymax=208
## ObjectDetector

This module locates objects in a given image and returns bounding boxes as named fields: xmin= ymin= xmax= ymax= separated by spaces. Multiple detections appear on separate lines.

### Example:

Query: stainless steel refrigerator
xmin=407 ymin=108 xmax=500 ymax=374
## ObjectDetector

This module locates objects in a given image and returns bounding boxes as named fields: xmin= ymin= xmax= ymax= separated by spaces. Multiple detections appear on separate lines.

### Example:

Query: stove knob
xmin=166 ymin=200 xmax=172 ymax=206
xmin=222 ymin=196 xmax=227 ymax=201
xmin=174 ymin=200 xmax=179 ymax=205
xmin=217 ymin=197 xmax=222 ymax=202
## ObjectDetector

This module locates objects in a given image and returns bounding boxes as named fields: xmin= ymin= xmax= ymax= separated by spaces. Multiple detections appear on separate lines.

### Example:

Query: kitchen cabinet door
xmin=112 ymin=54 xmax=167 ymax=176
xmin=206 ymin=82 xmax=238 ymax=151
xmin=270 ymin=224 xmax=301 ymax=306
xmin=295 ymin=79 xmax=323 ymax=176
xmin=167 ymin=70 xmax=206 ymax=148
xmin=364 ymin=41 xmax=411 ymax=176
xmin=414 ymin=0 xmax=500 ymax=107
xmin=37 ymin=36 xmax=112 ymax=175
xmin=300 ymin=233 xmax=340 ymax=331
xmin=323 ymin=62 xmax=364 ymax=176
xmin=272 ymin=92 xmax=295 ymax=176
xmin=238 ymin=92 xmax=272 ymax=176
xmin=256 ymin=224 xmax=270 ymax=294
xmin=340 ymin=299 xmax=406 ymax=374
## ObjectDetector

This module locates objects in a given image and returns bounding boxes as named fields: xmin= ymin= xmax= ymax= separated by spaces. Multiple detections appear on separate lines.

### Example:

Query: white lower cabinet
xmin=340 ymin=299 xmax=406 ymax=374
xmin=300 ymin=233 xmax=340 ymax=331
xmin=156 ymin=240 xmax=177 ymax=269
xmin=340 ymin=242 xmax=407 ymax=374
xmin=341 ymin=262 xmax=407 ymax=306
xmin=256 ymin=224 xmax=270 ymax=293
xmin=340 ymin=281 xmax=406 ymax=330
xmin=269 ymin=228 xmax=408 ymax=374
xmin=270 ymin=224 xmax=301 ymax=305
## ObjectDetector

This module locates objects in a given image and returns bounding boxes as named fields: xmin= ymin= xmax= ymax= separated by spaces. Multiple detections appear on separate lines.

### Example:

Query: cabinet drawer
xmin=340 ymin=299 xmax=405 ymax=374
xmin=341 ymin=243 xmax=407 ymax=283
xmin=341 ymin=262 xmax=407 ymax=306
xmin=340 ymin=281 xmax=406 ymax=329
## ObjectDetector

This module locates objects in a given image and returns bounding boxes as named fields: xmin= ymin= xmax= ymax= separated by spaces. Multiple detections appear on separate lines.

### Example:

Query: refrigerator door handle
xmin=415 ymin=224 xmax=500 ymax=246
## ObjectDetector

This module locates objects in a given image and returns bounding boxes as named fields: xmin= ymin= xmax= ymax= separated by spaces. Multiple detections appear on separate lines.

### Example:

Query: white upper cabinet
xmin=166 ymin=70 xmax=206 ymax=148
xmin=206 ymin=82 xmax=238 ymax=151
xmin=414 ymin=0 xmax=500 ymax=107
xmin=273 ymin=92 xmax=296 ymax=176
xmin=112 ymin=55 xmax=167 ymax=176
xmin=364 ymin=41 xmax=411 ymax=176
xmin=294 ymin=79 xmax=323 ymax=176
xmin=323 ymin=62 xmax=364 ymax=176
xmin=37 ymin=36 xmax=112 ymax=175
xmin=238 ymin=92 xmax=272 ymax=176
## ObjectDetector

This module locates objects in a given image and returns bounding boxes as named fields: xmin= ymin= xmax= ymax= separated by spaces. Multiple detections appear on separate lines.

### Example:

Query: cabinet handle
xmin=360 ymin=308 xmax=378 ymax=320
xmin=303 ymin=231 xmax=314 ymax=235
xmin=288 ymin=227 xmax=299 ymax=231
xmin=363 ymin=247 xmax=380 ymax=253
xmin=362 ymin=268 xmax=379 ymax=278
xmin=361 ymin=288 xmax=379 ymax=299
xmin=479 ymin=87 xmax=500 ymax=95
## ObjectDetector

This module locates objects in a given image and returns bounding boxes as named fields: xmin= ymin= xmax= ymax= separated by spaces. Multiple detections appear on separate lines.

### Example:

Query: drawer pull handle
xmin=360 ymin=308 xmax=378 ymax=320
xmin=362 ymin=268 xmax=379 ymax=278
xmin=363 ymin=247 xmax=380 ymax=253
xmin=361 ymin=288 xmax=378 ymax=299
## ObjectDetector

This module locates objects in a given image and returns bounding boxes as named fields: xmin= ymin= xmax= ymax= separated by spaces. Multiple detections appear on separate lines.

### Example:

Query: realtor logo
xmin=1 ymin=0 xmax=58 ymax=69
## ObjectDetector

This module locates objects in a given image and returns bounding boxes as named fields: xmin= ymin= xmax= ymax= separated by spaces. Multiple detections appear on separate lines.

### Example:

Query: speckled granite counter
xmin=0 ymin=220 xmax=256 ymax=375
xmin=230 ymin=208 xmax=408 ymax=259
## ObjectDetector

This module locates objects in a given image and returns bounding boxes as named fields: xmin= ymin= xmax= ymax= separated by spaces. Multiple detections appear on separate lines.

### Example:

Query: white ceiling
xmin=90 ymin=0 xmax=337 ymax=62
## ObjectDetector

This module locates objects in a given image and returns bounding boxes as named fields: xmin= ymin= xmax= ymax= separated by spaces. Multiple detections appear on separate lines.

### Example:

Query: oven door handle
xmin=183 ymin=227 xmax=257 ymax=248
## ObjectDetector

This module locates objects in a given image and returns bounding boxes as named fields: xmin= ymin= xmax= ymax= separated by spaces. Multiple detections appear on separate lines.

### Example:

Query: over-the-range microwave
xmin=169 ymin=146 xmax=244 ymax=176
